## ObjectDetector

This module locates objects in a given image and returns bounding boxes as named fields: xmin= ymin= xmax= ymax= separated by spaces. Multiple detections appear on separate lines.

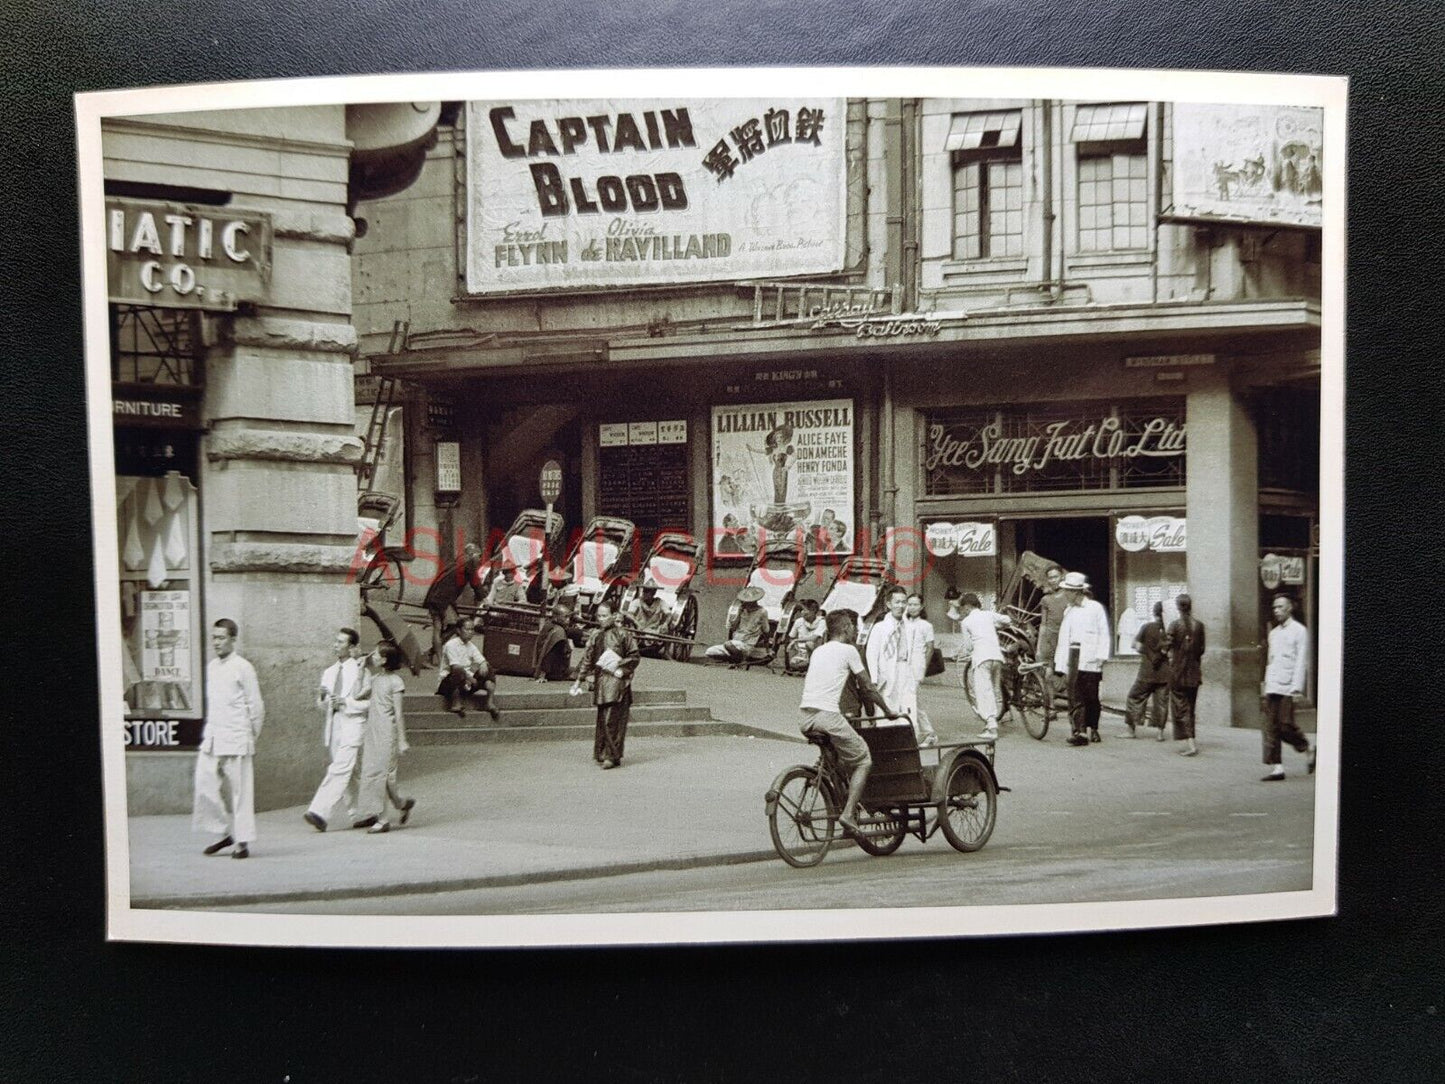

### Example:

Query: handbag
xmin=925 ymin=645 xmax=947 ymax=678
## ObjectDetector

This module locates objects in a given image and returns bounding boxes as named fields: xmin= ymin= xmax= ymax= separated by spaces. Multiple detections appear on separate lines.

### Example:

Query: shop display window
xmin=1112 ymin=511 xmax=1187 ymax=656
xmin=118 ymin=472 xmax=203 ymax=729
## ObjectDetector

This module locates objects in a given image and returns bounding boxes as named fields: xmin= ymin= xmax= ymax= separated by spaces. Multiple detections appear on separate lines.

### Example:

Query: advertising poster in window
xmin=1170 ymin=103 xmax=1323 ymax=228
xmin=464 ymin=98 xmax=847 ymax=294
xmin=711 ymin=399 xmax=853 ymax=557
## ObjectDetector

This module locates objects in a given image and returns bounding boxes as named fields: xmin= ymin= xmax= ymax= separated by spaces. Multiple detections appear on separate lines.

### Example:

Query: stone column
xmin=1185 ymin=370 xmax=1261 ymax=730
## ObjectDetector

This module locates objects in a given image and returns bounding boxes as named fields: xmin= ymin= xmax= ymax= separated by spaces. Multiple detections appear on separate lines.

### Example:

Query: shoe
xmin=1067 ymin=733 xmax=1090 ymax=746
xmin=1180 ymin=748 xmax=1198 ymax=757
xmin=1125 ymin=722 xmax=1137 ymax=738
xmin=304 ymin=811 xmax=327 ymax=833
xmin=203 ymin=835 xmax=233 ymax=856
xmin=352 ymin=815 xmax=378 ymax=829
xmin=488 ymin=704 xmax=502 ymax=722
xmin=1308 ymin=746 xmax=1317 ymax=775
xmin=1089 ymin=730 xmax=1102 ymax=744
xmin=1156 ymin=728 xmax=1166 ymax=742
xmin=398 ymin=798 xmax=416 ymax=826
xmin=367 ymin=820 xmax=391 ymax=834
xmin=231 ymin=843 xmax=250 ymax=859
xmin=601 ymin=758 xmax=618 ymax=770
xmin=1260 ymin=771 xmax=1286 ymax=782
xmin=920 ymin=734 xmax=939 ymax=747
xmin=977 ymin=729 xmax=998 ymax=741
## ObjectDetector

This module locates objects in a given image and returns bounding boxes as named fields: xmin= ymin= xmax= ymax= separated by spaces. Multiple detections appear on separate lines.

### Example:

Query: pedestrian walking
xmin=1166 ymin=594 xmax=1204 ymax=757
xmin=1123 ymin=600 xmax=1171 ymax=739
xmin=436 ymin=617 xmax=500 ymax=719
xmin=1054 ymin=573 xmax=1110 ymax=746
xmin=355 ymin=641 xmax=415 ymax=833
xmin=865 ymin=586 xmax=935 ymax=743
xmin=955 ymin=592 xmax=1011 ymax=741
xmin=304 ymin=627 xmax=371 ymax=832
xmin=192 ymin=618 xmax=264 ymax=859
xmin=571 ymin=600 xmax=640 ymax=769
xmin=1261 ymin=594 xmax=1315 ymax=781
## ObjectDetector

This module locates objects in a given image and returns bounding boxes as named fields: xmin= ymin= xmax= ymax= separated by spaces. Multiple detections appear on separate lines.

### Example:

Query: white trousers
xmin=192 ymin=751 xmax=256 ymax=843
xmin=878 ymin=664 xmax=936 ymax=742
xmin=972 ymin=660 xmax=1002 ymax=727
xmin=308 ymin=718 xmax=364 ymax=822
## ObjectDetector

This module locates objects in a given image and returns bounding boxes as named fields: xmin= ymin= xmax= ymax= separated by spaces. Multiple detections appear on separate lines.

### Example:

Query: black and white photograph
xmin=79 ymin=67 xmax=1344 ymax=947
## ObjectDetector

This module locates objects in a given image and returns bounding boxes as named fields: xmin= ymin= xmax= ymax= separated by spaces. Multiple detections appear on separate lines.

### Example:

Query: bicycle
xmin=765 ymin=714 xmax=1003 ymax=868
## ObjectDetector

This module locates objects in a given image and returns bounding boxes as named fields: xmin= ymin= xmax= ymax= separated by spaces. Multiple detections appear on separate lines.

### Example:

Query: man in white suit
xmin=304 ymin=627 xmax=371 ymax=832
xmin=1054 ymin=572 xmax=1112 ymax=746
xmin=866 ymin=585 xmax=933 ymax=741
xmin=192 ymin=618 xmax=265 ymax=859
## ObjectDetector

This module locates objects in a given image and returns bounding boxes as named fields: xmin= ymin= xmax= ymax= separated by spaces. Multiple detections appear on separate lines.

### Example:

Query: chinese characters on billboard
xmin=464 ymin=99 xmax=847 ymax=293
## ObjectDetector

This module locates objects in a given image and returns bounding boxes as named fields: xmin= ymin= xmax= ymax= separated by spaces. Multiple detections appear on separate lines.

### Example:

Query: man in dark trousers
xmin=1123 ymin=600 xmax=1171 ymax=740
xmin=570 ymin=600 xmax=641 ymax=769
xmin=1167 ymin=594 xmax=1204 ymax=757
xmin=423 ymin=542 xmax=484 ymax=665
xmin=1261 ymin=594 xmax=1315 ymax=781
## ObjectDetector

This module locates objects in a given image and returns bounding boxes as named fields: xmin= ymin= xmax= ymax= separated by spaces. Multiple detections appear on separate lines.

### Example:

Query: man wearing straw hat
xmin=705 ymin=585 xmax=770 ymax=666
xmin=1054 ymin=572 xmax=1111 ymax=746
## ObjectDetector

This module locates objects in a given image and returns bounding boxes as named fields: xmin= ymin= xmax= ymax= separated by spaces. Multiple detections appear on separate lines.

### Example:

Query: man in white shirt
xmin=957 ymin=593 xmax=1010 ymax=740
xmin=1054 ymin=572 xmax=1111 ymax=746
xmin=784 ymin=597 xmax=826 ymax=673
xmin=437 ymin=617 xmax=500 ymax=720
xmin=192 ymin=618 xmax=265 ymax=859
xmin=1261 ymin=594 xmax=1315 ymax=781
xmin=799 ymin=609 xmax=900 ymax=834
xmin=304 ymin=627 xmax=370 ymax=832
xmin=861 ymin=586 xmax=930 ymax=745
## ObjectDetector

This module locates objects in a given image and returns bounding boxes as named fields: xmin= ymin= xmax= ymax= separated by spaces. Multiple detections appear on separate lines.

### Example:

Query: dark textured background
xmin=5 ymin=1 xmax=1442 ymax=1079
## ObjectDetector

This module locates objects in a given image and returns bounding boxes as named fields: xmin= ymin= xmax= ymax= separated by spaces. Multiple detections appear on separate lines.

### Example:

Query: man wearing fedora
xmin=705 ymin=585 xmax=770 ymax=667
xmin=1054 ymin=572 xmax=1111 ymax=746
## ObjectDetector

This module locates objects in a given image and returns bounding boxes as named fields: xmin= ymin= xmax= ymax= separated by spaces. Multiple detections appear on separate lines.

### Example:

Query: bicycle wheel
xmin=853 ymin=807 xmax=908 ymax=856
xmin=767 ymin=766 xmax=838 ymax=868
xmin=938 ymin=756 xmax=997 ymax=853
xmin=1014 ymin=667 xmax=1052 ymax=740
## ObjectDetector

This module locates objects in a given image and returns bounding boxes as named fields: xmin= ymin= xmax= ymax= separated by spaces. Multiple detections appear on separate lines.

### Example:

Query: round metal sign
xmin=540 ymin=459 xmax=563 ymax=504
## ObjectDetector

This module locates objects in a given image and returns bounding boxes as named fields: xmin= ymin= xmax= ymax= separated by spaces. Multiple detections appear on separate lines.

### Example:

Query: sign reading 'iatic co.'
xmin=106 ymin=199 xmax=272 ymax=310
xmin=464 ymin=99 xmax=847 ymax=294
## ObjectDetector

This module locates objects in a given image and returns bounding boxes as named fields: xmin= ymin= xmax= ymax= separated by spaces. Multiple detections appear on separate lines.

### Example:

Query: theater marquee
xmin=463 ymin=98 xmax=847 ymax=294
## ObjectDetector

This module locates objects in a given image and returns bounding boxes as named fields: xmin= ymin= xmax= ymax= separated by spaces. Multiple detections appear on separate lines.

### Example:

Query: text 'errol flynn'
xmin=489 ymin=106 xmax=696 ymax=218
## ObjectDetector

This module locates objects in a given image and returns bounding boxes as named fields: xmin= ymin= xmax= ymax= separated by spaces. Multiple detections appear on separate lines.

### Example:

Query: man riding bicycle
xmin=799 ymin=609 xmax=901 ymax=835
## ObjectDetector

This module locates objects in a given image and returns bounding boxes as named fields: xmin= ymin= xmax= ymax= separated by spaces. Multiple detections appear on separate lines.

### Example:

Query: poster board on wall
xmin=710 ymin=398 xmax=854 ymax=557
xmin=1170 ymin=103 xmax=1323 ymax=228
xmin=464 ymin=98 xmax=848 ymax=294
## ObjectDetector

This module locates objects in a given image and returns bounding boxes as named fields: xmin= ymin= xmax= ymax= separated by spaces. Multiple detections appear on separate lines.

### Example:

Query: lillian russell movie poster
xmin=710 ymin=398 xmax=855 ymax=557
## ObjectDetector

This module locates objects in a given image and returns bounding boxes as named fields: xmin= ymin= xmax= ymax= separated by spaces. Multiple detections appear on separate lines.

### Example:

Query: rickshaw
xmin=616 ymin=531 xmax=702 ymax=661
xmin=547 ymin=516 xmax=639 ymax=642
xmin=954 ymin=550 xmax=1061 ymax=740
xmin=723 ymin=532 xmax=809 ymax=669
xmin=475 ymin=508 xmax=566 ymax=606
xmin=772 ymin=553 xmax=898 ymax=675
xmin=765 ymin=713 xmax=1004 ymax=867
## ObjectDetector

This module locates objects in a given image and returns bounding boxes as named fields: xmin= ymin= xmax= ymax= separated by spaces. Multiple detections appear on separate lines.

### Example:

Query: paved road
xmin=218 ymin=723 xmax=1316 ymax=916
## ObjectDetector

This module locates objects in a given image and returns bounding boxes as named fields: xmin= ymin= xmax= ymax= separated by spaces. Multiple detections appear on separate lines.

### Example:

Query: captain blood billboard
xmin=464 ymin=99 xmax=847 ymax=294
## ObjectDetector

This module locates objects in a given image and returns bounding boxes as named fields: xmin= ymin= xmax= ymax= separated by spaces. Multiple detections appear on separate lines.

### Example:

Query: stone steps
xmin=407 ymin=703 xmax=714 ymax=731
xmin=409 ymin=719 xmax=790 ymax=746
xmin=402 ymin=687 xmax=688 ymax=712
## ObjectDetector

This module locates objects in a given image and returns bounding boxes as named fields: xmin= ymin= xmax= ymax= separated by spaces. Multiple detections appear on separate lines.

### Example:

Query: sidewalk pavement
xmin=129 ymin=656 xmax=1309 ymax=909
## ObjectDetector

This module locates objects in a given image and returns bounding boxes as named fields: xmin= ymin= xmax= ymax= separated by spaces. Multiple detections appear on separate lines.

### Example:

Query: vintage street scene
xmin=92 ymin=80 xmax=1331 ymax=938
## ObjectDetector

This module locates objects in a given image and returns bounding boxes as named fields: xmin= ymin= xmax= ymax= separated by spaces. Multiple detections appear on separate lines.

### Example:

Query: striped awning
xmin=945 ymin=110 xmax=1022 ymax=152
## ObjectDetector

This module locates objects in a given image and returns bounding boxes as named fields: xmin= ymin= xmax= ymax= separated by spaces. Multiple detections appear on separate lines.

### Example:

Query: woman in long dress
xmin=356 ymin=641 xmax=415 ymax=833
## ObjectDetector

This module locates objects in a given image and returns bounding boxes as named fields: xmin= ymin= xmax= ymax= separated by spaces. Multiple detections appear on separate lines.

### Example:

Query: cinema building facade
xmin=355 ymin=96 xmax=1322 ymax=728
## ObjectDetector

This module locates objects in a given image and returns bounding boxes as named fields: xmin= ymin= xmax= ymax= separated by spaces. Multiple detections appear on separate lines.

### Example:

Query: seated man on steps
xmin=798 ymin=608 xmax=900 ymax=835
xmin=705 ymin=585 xmax=771 ymax=667
xmin=436 ymin=617 xmax=501 ymax=721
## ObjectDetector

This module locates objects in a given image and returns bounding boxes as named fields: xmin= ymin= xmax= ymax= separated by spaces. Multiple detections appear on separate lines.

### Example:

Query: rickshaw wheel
xmin=853 ymin=808 xmax=908 ymax=856
xmin=768 ymin=766 xmax=838 ymax=868
xmin=939 ymin=756 xmax=997 ymax=853
xmin=668 ymin=596 xmax=698 ymax=662
xmin=1015 ymin=667 xmax=1052 ymax=740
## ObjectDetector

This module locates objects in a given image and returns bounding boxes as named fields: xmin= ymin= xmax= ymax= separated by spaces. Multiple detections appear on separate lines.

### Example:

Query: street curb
xmin=132 ymin=847 xmax=785 ymax=910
